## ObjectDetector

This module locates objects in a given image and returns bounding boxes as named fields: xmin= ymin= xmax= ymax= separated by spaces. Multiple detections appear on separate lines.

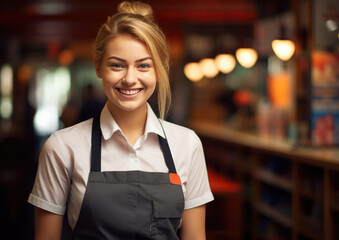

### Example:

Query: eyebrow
xmin=108 ymin=56 xmax=153 ymax=63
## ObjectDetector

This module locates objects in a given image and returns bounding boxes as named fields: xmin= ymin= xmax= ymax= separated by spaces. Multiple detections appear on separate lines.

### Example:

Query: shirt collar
xmin=144 ymin=103 xmax=165 ymax=139
xmin=100 ymin=102 xmax=165 ymax=141
xmin=100 ymin=103 xmax=121 ymax=140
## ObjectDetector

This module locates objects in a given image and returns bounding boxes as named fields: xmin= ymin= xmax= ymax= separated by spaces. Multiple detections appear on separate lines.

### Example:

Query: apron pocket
xmin=150 ymin=198 xmax=182 ymax=237
xmin=153 ymin=198 xmax=182 ymax=218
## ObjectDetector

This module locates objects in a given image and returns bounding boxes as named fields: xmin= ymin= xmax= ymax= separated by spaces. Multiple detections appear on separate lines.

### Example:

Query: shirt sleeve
xmin=28 ymin=133 xmax=71 ymax=215
xmin=184 ymin=131 xmax=214 ymax=209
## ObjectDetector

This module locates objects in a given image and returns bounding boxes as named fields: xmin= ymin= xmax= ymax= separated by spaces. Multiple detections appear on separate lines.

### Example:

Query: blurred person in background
xmin=79 ymin=84 xmax=105 ymax=122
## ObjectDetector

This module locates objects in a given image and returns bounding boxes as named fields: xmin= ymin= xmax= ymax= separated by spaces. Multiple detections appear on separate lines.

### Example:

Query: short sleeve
xmin=28 ymin=133 xmax=71 ymax=215
xmin=184 ymin=131 xmax=214 ymax=209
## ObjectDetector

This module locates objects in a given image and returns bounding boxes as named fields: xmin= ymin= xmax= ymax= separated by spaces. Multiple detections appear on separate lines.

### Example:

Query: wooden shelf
xmin=255 ymin=169 xmax=292 ymax=191
xmin=189 ymin=121 xmax=339 ymax=167
xmin=192 ymin=121 xmax=339 ymax=240
xmin=299 ymin=229 xmax=322 ymax=240
xmin=256 ymin=203 xmax=292 ymax=228
xmin=298 ymin=215 xmax=323 ymax=240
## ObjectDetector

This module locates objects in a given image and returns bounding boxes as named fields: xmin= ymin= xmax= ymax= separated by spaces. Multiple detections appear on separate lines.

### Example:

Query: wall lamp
xmin=199 ymin=58 xmax=219 ymax=78
xmin=271 ymin=40 xmax=295 ymax=61
xmin=235 ymin=48 xmax=258 ymax=68
xmin=184 ymin=47 xmax=258 ymax=82
xmin=184 ymin=62 xmax=203 ymax=82
xmin=215 ymin=54 xmax=236 ymax=74
xmin=271 ymin=25 xmax=295 ymax=61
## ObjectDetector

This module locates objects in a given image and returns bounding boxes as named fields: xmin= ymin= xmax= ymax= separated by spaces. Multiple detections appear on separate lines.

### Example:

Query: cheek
xmin=143 ymin=71 xmax=157 ymax=86
xmin=101 ymin=71 xmax=121 ymax=84
xmin=102 ymin=81 xmax=113 ymax=96
xmin=101 ymin=75 xmax=118 ymax=92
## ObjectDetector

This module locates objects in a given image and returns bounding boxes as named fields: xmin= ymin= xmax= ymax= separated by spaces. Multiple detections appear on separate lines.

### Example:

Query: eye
xmin=109 ymin=63 xmax=124 ymax=69
xmin=138 ymin=64 xmax=151 ymax=70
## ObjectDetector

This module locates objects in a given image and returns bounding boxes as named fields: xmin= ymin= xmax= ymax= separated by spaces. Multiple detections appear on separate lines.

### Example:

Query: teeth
xmin=119 ymin=89 xmax=141 ymax=95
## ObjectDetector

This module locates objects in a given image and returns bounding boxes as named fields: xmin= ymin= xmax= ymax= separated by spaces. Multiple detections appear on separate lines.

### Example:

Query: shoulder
xmin=159 ymin=120 xmax=202 ymax=150
xmin=160 ymin=120 xmax=197 ymax=137
xmin=55 ymin=118 xmax=92 ymax=139
xmin=43 ymin=119 xmax=93 ymax=153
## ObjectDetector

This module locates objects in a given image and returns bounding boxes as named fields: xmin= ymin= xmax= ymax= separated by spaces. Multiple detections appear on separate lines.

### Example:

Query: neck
xmin=107 ymin=102 xmax=148 ymax=146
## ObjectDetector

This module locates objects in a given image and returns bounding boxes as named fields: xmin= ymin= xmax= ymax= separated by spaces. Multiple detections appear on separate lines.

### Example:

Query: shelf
xmin=257 ymin=215 xmax=292 ymax=240
xmin=255 ymin=169 xmax=292 ymax=191
xmin=298 ymin=230 xmax=322 ymax=240
xmin=298 ymin=215 xmax=323 ymax=240
xmin=190 ymin=121 xmax=339 ymax=167
xmin=256 ymin=203 xmax=292 ymax=228
xmin=330 ymin=171 xmax=339 ymax=214
xmin=197 ymin=122 xmax=339 ymax=240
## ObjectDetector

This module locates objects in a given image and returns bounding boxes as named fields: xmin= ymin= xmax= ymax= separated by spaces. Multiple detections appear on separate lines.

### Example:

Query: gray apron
xmin=69 ymin=115 xmax=184 ymax=239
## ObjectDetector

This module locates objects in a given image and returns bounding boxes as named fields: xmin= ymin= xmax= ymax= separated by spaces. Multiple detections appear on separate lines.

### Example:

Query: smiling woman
xmin=28 ymin=1 xmax=214 ymax=240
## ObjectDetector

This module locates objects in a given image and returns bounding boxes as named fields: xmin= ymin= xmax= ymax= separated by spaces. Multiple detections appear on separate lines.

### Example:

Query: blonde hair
xmin=94 ymin=1 xmax=171 ymax=119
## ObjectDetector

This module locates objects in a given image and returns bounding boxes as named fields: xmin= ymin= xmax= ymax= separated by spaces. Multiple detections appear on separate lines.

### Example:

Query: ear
xmin=95 ymin=62 xmax=102 ymax=78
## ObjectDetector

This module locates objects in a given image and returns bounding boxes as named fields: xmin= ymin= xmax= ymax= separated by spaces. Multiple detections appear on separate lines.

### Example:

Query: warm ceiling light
xmin=235 ymin=48 xmax=258 ymax=68
xmin=215 ymin=54 xmax=236 ymax=74
xmin=199 ymin=58 xmax=219 ymax=78
xmin=272 ymin=40 xmax=295 ymax=61
xmin=184 ymin=62 xmax=203 ymax=82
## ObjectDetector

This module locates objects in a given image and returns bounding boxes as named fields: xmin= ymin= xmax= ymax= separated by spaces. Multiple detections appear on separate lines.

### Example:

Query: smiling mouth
xmin=117 ymin=88 xmax=142 ymax=95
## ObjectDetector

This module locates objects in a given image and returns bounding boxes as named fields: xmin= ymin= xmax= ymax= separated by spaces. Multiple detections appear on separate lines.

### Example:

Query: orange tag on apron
xmin=170 ymin=173 xmax=181 ymax=185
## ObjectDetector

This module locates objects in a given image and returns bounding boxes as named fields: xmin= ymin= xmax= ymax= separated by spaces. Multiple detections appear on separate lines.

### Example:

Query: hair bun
xmin=118 ymin=1 xmax=154 ymax=21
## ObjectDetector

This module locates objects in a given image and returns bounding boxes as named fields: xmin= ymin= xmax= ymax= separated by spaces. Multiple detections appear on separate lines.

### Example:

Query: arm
xmin=30 ymin=134 xmax=71 ymax=240
xmin=35 ymin=207 xmax=63 ymax=240
xmin=180 ymin=205 xmax=206 ymax=240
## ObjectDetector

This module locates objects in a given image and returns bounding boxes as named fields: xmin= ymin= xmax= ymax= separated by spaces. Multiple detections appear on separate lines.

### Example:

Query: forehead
xmin=104 ymin=34 xmax=151 ymax=60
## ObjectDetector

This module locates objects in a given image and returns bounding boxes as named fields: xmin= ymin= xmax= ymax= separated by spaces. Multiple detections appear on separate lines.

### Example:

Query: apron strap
xmin=158 ymin=135 xmax=177 ymax=174
xmin=90 ymin=113 xmax=177 ymax=174
xmin=91 ymin=114 xmax=101 ymax=172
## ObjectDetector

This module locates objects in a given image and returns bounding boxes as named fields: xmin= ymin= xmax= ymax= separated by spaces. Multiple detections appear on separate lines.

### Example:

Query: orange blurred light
xmin=18 ymin=64 xmax=32 ymax=83
xmin=267 ymin=72 xmax=291 ymax=108
xmin=58 ymin=49 xmax=74 ymax=65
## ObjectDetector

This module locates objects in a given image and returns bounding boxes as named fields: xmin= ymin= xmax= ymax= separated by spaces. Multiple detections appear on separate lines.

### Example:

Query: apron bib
xmin=67 ymin=115 xmax=184 ymax=239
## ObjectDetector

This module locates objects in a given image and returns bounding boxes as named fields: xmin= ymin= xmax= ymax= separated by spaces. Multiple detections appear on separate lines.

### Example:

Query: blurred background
xmin=0 ymin=0 xmax=338 ymax=239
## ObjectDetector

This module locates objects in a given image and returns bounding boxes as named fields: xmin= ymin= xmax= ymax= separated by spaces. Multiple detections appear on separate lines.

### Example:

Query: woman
xmin=28 ymin=1 xmax=214 ymax=239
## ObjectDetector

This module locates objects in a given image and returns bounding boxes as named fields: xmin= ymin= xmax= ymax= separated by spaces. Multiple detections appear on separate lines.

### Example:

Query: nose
xmin=122 ymin=67 xmax=137 ymax=86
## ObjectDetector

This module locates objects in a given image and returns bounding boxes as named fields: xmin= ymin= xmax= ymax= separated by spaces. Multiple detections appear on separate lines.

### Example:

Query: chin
xmin=115 ymin=102 xmax=147 ymax=113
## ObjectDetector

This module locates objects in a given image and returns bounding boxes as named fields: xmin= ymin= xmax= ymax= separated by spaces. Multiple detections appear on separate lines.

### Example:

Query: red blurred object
xmin=233 ymin=90 xmax=253 ymax=106
xmin=47 ymin=42 xmax=60 ymax=60
xmin=206 ymin=168 xmax=242 ymax=240
xmin=208 ymin=168 xmax=241 ymax=193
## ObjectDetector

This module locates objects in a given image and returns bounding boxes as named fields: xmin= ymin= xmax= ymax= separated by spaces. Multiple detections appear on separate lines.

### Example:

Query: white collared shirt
xmin=28 ymin=103 xmax=214 ymax=229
